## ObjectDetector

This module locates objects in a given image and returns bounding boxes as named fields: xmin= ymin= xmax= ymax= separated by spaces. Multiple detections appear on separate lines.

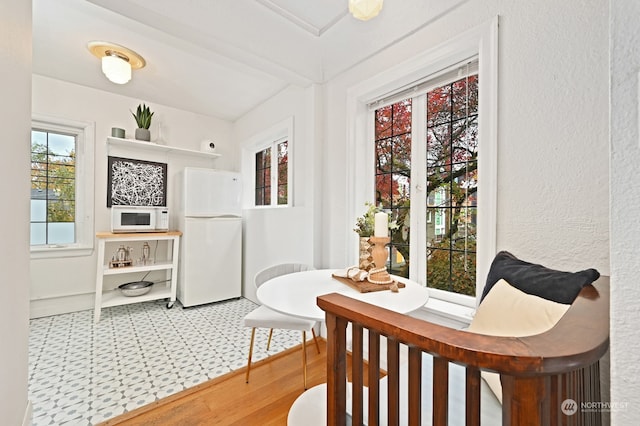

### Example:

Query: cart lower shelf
xmin=101 ymin=284 xmax=175 ymax=309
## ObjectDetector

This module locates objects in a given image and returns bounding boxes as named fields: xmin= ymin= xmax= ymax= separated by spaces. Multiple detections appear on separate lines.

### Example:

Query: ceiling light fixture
xmin=349 ymin=0 xmax=384 ymax=21
xmin=87 ymin=41 xmax=146 ymax=85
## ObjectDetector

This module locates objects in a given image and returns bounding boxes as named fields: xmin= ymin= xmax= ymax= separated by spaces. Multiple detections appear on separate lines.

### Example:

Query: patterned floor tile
xmin=28 ymin=297 xmax=301 ymax=425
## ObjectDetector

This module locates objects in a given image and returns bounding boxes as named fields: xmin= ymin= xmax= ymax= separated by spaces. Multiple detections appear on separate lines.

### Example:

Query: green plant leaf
xmin=131 ymin=103 xmax=153 ymax=129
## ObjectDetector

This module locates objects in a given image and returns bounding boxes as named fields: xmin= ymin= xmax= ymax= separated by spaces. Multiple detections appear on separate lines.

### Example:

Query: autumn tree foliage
xmin=255 ymin=141 xmax=288 ymax=206
xmin=30 ymin=139 xmax=76 ymax=224
xmin=374 ymin=74 xmax=478 ymax=296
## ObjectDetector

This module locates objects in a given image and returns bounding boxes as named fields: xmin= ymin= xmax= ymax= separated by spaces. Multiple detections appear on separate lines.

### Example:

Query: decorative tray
xmin=331 ymin=274 xmax=404 ymax=293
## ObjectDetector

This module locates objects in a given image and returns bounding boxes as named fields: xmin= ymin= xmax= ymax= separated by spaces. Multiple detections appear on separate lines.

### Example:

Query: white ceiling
xmin=32 ymin=0 xmax=468 ymax=121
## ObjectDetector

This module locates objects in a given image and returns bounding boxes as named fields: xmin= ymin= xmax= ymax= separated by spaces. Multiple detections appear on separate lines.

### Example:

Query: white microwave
xmin=111 ymin=206 xmax=169 ymax=233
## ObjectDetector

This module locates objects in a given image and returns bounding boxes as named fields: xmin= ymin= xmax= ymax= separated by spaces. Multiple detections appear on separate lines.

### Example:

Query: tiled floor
xmin=28 ymin=298 xmax=301 ymax=425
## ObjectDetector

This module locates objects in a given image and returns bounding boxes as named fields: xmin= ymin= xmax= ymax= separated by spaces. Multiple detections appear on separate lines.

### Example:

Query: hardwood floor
xmin=99 ymin=339 xmax=347 ymax=425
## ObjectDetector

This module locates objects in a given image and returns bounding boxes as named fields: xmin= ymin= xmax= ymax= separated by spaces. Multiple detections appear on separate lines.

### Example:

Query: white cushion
xmin=467 ymin=279 xmax=570 ymax=402
xmin=243 ymin=305 xmax=316 ymax=331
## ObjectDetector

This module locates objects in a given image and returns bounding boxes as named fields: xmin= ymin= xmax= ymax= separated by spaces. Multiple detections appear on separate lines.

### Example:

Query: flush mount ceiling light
xmin=87 ymin=41 xmax=146 ymax=85
xmin=349 ymin=0 xmax=384 ymax=21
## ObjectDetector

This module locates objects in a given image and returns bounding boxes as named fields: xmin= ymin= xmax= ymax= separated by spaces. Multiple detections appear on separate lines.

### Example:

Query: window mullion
xmin=409 ymin=94 xmax=427 ymax=285
xmin=270 ymin=142 xmax=278 ymax=206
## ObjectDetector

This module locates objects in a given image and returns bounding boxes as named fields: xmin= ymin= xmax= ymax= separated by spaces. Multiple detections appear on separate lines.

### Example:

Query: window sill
xmin=247 ymin=204 xmax=290 ymax=210
xmin=422 ymin=297 xmax=475 ymax=325
xmin=31 ymin=245 xmax=93 ymax=259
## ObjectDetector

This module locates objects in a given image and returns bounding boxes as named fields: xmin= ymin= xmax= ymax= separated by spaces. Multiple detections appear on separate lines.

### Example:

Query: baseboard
xmin=30 ymin=293 xmax=94 ymax=318
xmin=22 ymin=400 xmax=32 ymax=426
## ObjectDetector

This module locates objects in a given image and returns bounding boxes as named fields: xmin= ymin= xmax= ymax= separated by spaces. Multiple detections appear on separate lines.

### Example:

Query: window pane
xmin=375 ymin=98 xmax=412 ymax=278
xmin=255 ymin=188 xmax=265 ymax=206
xmin=49 ymin=176 xmax=75 ymax=201
xmin=277 ymin=184 xmax=287 ymax=205
xmin=31 ymin=130 xmax=47 ymax=148
xmin=427 ymin=85 xmax=451 ymax=127
xmin=47 ymin=200 xmax=75 ymax=223
xmin=375 ymin=105 xmax=392 ymax=139
xmin=48 ymin=222 xmax=75 ymax=244
xmin=277 ymin=141 xmax=288 ymax=205
xmin=31 ymin=129 xmax=76 ymax=245
xmin=427 ymin=124 xmax=452 ymax=167
xmin=391 ymin=100 xmax=412 ymax=136
xmin=452 ymin=75 xmax=478 ymax=120
xmin=47 ymin=133 xmax=75 ymax=156
xmin=427 ymin=246 xmax=475 ymax=296
xmin=31 ymin=199 xmax=46 ymax=222
xmin=391 ymin=134 xmax=411 ymax=173
xmin=375 ymin=136 xmax=411 ymax=209
xmin=255 ymin=147 xmax=271 ymax=206
xmin=425 ymin=73 xmax=478 ymax=296
xmin=389 ymin=206 xmax=410 ymax=277
xmin=30 ymin=223 xmax=46 ymax=246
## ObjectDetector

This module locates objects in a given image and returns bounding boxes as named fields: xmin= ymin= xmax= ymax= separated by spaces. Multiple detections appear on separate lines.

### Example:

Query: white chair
xmin=243 ymin=263 xmax=321 ymax=389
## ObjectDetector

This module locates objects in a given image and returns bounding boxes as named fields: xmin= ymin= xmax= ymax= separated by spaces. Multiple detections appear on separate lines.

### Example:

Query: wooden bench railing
xmin=318 ymin=276 xmax=609 ymax=426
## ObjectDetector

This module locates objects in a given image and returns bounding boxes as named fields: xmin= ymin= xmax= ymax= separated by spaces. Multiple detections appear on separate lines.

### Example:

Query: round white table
xmin=256 ymin=269 xmax=429 ymax=322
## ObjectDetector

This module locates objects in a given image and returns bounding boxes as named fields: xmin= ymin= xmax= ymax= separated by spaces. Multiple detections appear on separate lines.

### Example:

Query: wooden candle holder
xmin=367 ymin=236 xmax=393 ymax=285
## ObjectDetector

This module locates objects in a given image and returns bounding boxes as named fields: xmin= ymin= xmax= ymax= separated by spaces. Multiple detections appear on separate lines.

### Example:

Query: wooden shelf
xmin=107 ymin=136 xmax=221 ymax=159
xmin=102 ymin=261 xmax=174 ymax=276
xmin=101 ymin=283 xmax=172 ymax=308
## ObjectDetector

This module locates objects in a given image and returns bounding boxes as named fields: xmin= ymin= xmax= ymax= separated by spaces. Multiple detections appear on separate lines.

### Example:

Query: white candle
xmin=374 ymin=212 xmax=388 ymax=237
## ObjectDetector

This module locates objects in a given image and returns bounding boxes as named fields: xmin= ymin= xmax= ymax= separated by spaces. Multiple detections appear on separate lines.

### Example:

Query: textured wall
xmin=610 ymin=0 xmax=640 ymax=422
xmin=496 ymin=1 xmax=609 ymax=273
xmin=323 ymin=0 xmax=609 ymax=273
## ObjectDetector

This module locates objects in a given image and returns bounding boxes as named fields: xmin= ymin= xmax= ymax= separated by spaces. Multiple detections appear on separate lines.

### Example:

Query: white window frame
xmin=346 ymin=17 xmax=498 ymax=307
xmin=30 ymin=114 xmax=95 ymax=258
xmin=241 ymin=117 xmax=294 ymax=208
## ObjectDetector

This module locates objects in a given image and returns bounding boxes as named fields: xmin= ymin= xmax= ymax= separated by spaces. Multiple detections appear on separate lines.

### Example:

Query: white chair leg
xmin=302 ymin=330 xmax=308 ymax=389
xmin=245 ymin=327 xmax=256 ymax=383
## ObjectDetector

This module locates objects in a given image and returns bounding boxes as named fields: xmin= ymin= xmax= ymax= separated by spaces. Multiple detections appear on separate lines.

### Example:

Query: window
xmin=31 ymin=129 xmax=76 ymax=245
xmin=374 ymin=69 xmax=478 ymax=297
xmin=254 ymin=139 xmax=289 ymax=206
xmin=30 ymin=115 xmax=94 ymax=257
xmin=347 ymin=18 xmax=498 ymax=306
xmin=243 ymin=117 xmax=293 ymax=208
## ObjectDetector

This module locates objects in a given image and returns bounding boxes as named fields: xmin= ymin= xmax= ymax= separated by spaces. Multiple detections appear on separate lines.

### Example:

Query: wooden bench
xmin=316 ymin=276 xmax=609 ymax=425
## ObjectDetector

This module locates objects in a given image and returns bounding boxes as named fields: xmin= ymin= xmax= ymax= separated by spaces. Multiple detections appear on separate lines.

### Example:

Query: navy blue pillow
xmin=481 ymin=251 xmax=600 ymax=304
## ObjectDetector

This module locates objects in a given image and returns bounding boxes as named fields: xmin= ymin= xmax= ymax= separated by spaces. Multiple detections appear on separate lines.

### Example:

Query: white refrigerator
xmin=177 ymin=167 xmax=242 ymax=307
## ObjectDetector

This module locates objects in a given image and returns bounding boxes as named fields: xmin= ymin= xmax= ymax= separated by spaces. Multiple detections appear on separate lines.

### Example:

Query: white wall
xmin=610 ymin=0 xmax=640 ymax=422
xmin=323 ymin=0 xmax=610 ymax=277
xmin=0 ymin=0 xmax=32 ymax=423
xmin=233 ymin=85 xmax=321 ymax=302
xmin=30 ymin=75 xmax=235 ymax=317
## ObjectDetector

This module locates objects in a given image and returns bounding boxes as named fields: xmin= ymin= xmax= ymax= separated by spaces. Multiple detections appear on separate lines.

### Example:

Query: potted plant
xmin=131 ymin=103 xmax=154 ymax=141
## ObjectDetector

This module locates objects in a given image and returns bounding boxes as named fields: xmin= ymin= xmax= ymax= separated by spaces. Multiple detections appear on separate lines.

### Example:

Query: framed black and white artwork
xmin=107 ymin=156 xmax=168 ymax=207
